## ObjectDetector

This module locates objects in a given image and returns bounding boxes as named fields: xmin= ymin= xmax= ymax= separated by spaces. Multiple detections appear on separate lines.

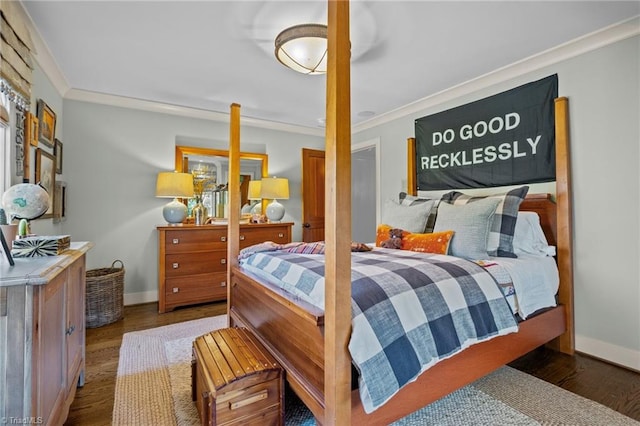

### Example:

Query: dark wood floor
xmin=65 ymin=302 xmax=640 ymax=425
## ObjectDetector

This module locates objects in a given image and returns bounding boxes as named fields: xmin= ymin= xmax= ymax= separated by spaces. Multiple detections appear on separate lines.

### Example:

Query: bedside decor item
xmin=2 ymin=183 xmax=49 ymax=220
xmin=12 ymin=235 xmax=71 ymax=257
xmin=85 ymin=260 xmax=125 ymax=328
xmin=156 ymin=172 xmax=194 ymax=225
xmin=275 ymin=23 xmax=327 ymax=75
xmin=261 ymin=177 xmax=289 ymax=222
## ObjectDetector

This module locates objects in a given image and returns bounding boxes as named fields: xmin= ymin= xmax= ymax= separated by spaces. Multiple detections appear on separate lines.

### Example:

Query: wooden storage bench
xmin=192 ymin=327 xmax=284 ymax=426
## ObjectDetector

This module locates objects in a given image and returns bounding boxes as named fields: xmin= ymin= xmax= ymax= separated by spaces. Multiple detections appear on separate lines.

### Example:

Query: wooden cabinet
xmin=157 ymin=223 xmax=292 ymax=313
xmin=0 ymin=242 xmax=92 ymax=426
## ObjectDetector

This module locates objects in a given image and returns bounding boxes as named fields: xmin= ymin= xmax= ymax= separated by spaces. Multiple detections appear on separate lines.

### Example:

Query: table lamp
xmin=156 ymin=172 xmax=194 ymax=225
xmin=247 ymin=180 xmax=262 ymax=214
xmin=260 ymin=177 xmax=289 ymax=222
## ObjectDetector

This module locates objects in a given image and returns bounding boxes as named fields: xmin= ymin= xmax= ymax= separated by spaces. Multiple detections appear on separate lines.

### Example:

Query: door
xmin=301 ymin=148 xmax=325 ymax=242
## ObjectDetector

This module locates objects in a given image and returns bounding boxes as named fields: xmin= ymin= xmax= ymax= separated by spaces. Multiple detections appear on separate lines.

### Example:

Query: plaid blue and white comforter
xmin=239 ymin=247 xmax=518 ymax=413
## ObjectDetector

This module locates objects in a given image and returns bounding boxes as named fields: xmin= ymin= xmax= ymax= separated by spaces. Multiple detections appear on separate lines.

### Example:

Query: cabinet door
xmin=36 ymin=272 xmax=66 ymax=423
xmin=66 ymin=257 xmax=85 ymax=389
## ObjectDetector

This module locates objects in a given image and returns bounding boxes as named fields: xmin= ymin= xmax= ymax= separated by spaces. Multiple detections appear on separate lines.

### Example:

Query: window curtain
xmin=1 ymin=0 xmax=35 ymax=102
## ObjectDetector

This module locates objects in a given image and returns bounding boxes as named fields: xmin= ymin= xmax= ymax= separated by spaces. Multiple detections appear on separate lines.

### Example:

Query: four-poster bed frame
xmin=225 ymin=1 xmax=574 ymax=424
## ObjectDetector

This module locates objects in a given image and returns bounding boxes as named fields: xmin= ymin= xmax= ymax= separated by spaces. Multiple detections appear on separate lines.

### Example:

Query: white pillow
xmin=381 ymin=199 xmax=434 ymax=233
xmin=513 ymin=212 xmax=556 ymax=256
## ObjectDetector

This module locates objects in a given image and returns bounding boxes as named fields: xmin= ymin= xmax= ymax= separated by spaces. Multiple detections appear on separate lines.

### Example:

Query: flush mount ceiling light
xmin=275 ymin=23 xmax=327 ymax=75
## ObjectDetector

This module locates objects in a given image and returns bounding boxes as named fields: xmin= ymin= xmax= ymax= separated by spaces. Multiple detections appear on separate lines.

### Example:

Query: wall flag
xmin=415 ymin=74 xmax=558 ymax=190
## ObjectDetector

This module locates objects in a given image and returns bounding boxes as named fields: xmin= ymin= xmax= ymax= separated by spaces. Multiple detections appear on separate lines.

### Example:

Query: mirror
xmin=175 ymin=146 xmax=268 ymax=220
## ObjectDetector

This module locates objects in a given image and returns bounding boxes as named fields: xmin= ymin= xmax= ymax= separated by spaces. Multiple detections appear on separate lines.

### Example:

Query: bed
xmin=224 ymin=2 xmax=574 ymax=424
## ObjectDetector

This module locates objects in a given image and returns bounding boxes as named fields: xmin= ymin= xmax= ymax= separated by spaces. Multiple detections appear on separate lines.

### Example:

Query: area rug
xmin=113 ymin=316 xmax=637 ymax=425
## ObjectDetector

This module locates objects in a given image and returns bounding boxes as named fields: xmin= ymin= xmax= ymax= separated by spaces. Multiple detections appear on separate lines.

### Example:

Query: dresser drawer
xmin=240 ymin=226 xmax=290 ymax=248
xmin=165 ymin=251 xmax=227 ymax=277
xmin=165 ymin=272 xmax=227 ymax=305
xmin=165 ymin=229 xmax=227 ymax=253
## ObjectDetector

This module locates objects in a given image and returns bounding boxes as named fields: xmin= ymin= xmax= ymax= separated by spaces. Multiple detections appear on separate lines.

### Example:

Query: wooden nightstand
xmin=157 ymin=223 xmax=293 ymax=313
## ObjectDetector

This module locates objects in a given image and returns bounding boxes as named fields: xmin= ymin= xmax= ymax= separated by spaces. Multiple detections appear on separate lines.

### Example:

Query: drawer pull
xmin=220 ymin=258 xmax=227 ymax=265
xmin=66 ymin=325 xmax=75 ymax=336
xmin=172 ymin=262 xmax=179 ymax=269
xmin=220 ymin=281 xmax=227 ymax=287
xmin=239 ymin=235 xmax=245 ymax=241
xmin=173 ymin=287 xmax=179 ymax=293
xmin=220 ymin=236 xmax=227 ymax=242
xmin=278 ymin=233 xmax=284 ymax=238
xmin=229 ymin=390 xmax=268 ymax=410
xmin=172 ymin=238 xmax=179 ymax=244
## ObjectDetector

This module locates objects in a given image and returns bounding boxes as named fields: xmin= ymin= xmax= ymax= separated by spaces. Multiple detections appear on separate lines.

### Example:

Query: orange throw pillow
xmin=403 ymin=230 xmax=455 ymax=255
xmin=376 ymin=224 xmax=410 ymax=247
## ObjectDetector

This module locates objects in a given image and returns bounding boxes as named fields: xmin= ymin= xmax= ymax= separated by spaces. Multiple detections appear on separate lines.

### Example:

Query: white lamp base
xmin=163 ymin=198 xmax=187 ymax=225
xmin=250 ymin=202 xmax=262 ymax=215
xmin=265 ymin=199 xmax=285 ymax=222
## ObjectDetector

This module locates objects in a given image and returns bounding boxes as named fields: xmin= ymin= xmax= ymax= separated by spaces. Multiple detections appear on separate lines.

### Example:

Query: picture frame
xmin=35 ymin=149 xmax=56 ymax=219
xmin=23 ymin=141 xmax=30 ymax=183
xmin=53 ymin=181 xmax=67 ymax=222
xmin=36 ymin=99 xmax=56 ymax=148
xmin=54 ymin=139 xmax=63 ymax=174
xmin=25 ymin=112 xmax=39 ymax=147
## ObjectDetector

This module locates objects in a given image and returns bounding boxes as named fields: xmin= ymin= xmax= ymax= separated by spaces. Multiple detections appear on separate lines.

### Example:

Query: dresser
xmin=157 ymin=223 xmax=293 ymax=313
xmin=0 ymin=242 xmax=93 ymax=425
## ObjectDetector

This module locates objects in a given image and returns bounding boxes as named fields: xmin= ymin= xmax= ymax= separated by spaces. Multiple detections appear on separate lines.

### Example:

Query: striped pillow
xmin=440 ymin=186 xmax=529 ymax=258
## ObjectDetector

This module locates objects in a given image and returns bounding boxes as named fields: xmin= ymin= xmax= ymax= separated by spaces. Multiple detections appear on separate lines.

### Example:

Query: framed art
xmin=35 ymin=148 xmax=56 ymax=218
xmin=36 ymin=99 xmax=56 ymax=148
xmin=25 ymin=112 xmax=39 ymax=147
xmin=53 ymin=181 xmax=67 ymax=222
xmin=54 ymin=139 xmax=63 ymax=174
xmin=23 ymin=141 xmax=30 ymax=183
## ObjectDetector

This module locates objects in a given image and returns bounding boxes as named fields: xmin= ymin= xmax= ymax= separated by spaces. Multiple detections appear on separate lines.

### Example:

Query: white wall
xmin=353 ymin=35 xmax=640 ymax=371
xmin=57 ymin=100 xmax=323 ymax=304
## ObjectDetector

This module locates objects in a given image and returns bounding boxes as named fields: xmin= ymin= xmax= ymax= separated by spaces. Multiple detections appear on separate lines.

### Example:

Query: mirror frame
xmin=174 ymin=145 xmax=269 ymax=218
xmin=174 ymin=146 xmax=268 ymax=176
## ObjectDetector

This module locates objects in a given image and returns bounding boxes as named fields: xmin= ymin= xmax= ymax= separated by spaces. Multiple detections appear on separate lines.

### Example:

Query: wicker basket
xmin=86 ymin=260 xmax=124 ymax=328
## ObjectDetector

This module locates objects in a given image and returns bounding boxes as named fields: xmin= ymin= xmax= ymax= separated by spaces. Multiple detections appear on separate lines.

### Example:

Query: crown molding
xmin=353 ymin=15 xmax=640 ymax=134
xmin=64 ymin=89 xmax=324 ymax=136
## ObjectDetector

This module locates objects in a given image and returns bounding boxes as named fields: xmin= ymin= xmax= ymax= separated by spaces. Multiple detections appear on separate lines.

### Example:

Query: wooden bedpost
xmin=324 ymin=0 xmax=352 ymax=424
xmin=407 ymin=137 xmax=417 ymax=195
xmin=227 ymin=103 xmax=241 ymax=324
xmin=553 ymin=97 xmax=575 ymax=354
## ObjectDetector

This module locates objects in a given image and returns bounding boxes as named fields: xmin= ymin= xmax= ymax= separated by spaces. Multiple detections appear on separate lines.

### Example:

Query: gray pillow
xmin=399 ymin=192 xmax=440 ymax=233
xmin=433 ymin=197 xmax=501 ymax=260
xmin=381 ymin=199 xmax=435 ymax=233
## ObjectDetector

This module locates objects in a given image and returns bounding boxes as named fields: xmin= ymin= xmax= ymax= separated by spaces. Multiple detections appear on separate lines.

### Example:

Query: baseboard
xmin=123 ymin=291 xmax=158 ymax=306
xmin=576 ymin=334 xmax=640 ymax=373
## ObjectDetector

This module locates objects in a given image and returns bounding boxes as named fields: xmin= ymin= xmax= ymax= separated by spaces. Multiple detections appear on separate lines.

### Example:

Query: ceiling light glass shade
xmin=275 ymin=24 xmax=327 ymax=75
xmin=156 ymin=172 xmax=194 ymax=225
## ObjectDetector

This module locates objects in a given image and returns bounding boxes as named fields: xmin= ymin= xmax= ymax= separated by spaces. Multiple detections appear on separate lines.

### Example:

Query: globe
xmin=2 ymin=183 xmax=50 ymax=220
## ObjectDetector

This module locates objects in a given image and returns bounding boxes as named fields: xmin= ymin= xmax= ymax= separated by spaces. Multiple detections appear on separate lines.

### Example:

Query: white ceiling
xmin=21 ymin=1 xmax=640 ymax=131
